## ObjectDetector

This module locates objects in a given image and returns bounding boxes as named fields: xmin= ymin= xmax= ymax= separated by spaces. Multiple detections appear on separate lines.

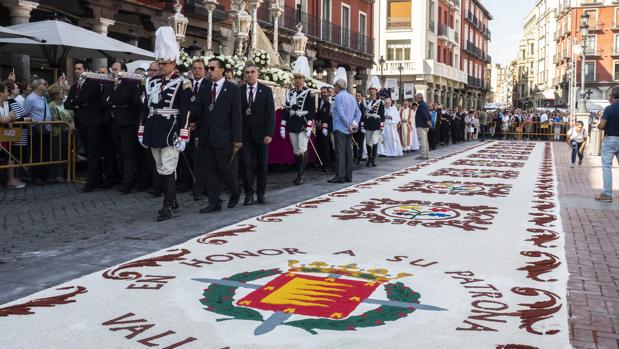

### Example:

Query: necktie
xmin=211 ymin=83 xmax=217 ymax=105
xmin=193 ymin=81 xmax=199 ymax=96
xmin=248 ymin=85 xmax=254 ymax=107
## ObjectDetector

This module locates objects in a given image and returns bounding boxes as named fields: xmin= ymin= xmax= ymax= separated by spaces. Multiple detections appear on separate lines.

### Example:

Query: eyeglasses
xmin=207 ymin=66 xmax=217 ymax=71
xmin=244 ymin=70 xmax=257 ymax=75
xmin=147 ymin=69 xmax=158 ymax=72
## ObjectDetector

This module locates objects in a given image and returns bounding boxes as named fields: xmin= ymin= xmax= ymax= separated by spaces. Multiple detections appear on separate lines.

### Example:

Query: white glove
xmin=137 ymin=126 xmax=148 ymax=149
xmin=322 ymin=128 xmax=328 ymax=137
xmin=279 ymin=126 xmax=286 ymax=139
xmin=175 ymin=140 xmax=186 ymax=152
xmin=305 ymin=128 xmax=313 ymax=138
xmin=361 ymin=128 xmax=366 ymax=134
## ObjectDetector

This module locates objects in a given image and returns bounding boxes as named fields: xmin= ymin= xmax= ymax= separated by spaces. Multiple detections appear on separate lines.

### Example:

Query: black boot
xmin=157 ymin=175 xmax=177 ymax=221
xmin=371 ymin=146 xmax=378 ymax=167
xmin=365 ymin=145 xmax=372 ymax=167
xmin=294 ymin=152 xmax=307 ymax=185
xmin=292 ymin=155 xmax=302 ymax=184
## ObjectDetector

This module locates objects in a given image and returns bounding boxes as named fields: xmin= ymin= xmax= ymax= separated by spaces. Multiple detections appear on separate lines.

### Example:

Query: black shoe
xmin=100 ymin=181 xmax=114 ymax=189
xmin=293 ymin=177 xmax=304 ymax=185
xmin=193 ymin=194 xmax=204 ymax=201
xmin=327 ymin=177 xmax=345 ymax=183
xmin=243 ymin=195 xmax=255 ymax=206
xmin=118 ymin=184 xmax=133 ymax=194
xmin=199 ymin=204 xmax=222 ymax=213
xmin=158 ymin=200 xmax=179 ymax=215
xmin=345 ymin=179 xmax=353 ymax=183
xmin=228 ymin=192 xmax=241 ymax=208
xmin=81 ymin=185 xmax=94 ymax=193
xmin=256 ymin=193 xmax=266 ymax=204
xmin=157 ymin=202 xmax=174 ymax=222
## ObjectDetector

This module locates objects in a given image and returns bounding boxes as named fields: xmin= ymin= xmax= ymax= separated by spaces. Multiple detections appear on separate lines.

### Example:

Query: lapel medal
xmin=246 ymin=108 xmax=253 ymax=116
xmin=190 ymin=96 xmax=196 ymax=102
xmin=209 ymin=104 xmax=214 ymax=111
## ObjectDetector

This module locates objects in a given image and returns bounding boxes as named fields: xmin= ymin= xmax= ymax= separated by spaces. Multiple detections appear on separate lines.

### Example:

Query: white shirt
xmin=15 ymin=95 xmax=25 ymax=106
xmin=568 ymin=127 xmax=586 ymax=142
xmin=193 ymin=78 xmax=204 ymax=93
xmin=245 ymin=82 xmax=258 ymax=104
xmin=211 ymin=77 xmax=226 ymax=101
xmin=540 ymin=113 xmax=548 ymax=122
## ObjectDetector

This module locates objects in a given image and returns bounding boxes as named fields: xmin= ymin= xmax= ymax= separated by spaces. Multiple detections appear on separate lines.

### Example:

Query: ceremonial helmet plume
xmin=367 ymin=75 xmax=381 ymax=91
xmin=154 ymin=26 xmax=180 ymax=64
xmin=292 ymin=56 xmax=311 ymax=79
xmin=333 ymin=67 xmax=347 ymax=85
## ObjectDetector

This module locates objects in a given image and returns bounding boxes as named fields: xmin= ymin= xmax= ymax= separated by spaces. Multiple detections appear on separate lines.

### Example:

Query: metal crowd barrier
xmin=0 ymin=120 xmax=75 ymax=182
xmin=479 ymin=121 xmax=572 ymax=140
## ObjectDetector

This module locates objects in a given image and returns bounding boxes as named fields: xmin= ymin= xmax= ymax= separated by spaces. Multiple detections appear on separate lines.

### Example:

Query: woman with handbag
xmin=566 ymin=120 xmax=588 ymax=168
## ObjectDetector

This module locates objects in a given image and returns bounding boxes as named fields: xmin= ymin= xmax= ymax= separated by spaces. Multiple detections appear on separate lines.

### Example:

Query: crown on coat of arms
xmin=286 ymin=260 xmax=412 ymax=284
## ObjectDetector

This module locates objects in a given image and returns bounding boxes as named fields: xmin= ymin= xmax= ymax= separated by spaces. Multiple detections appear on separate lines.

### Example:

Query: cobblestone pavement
xmin=554 ymin=144 xmax=619 ymax=349
xmin=0 ymin=142 xmax=473 ymax=304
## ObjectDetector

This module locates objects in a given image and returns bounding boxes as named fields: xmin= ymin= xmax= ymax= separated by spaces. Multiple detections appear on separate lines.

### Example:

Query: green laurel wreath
xmin=200 ymin=269 xmax=420 ymax=334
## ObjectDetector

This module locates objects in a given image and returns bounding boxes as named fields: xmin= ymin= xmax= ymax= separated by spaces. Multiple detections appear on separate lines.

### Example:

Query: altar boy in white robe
xmin=378 ymin=97 xmax=403 ymax=157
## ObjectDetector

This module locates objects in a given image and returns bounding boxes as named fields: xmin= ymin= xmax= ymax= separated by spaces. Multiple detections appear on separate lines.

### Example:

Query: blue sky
xmin=484 ymin=0 xmax=537 ymax=66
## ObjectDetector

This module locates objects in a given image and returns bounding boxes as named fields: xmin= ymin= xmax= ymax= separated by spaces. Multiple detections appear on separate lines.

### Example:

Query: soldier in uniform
xmin=102 ymin=62 xmax=141 ymax=194
xmin=279 ymin=56 xmax=316 ymax=185
xmin=362 ymin=76 xmax=384 ymax=167
xmin=138 ymin=27 xmax=192 ymax=222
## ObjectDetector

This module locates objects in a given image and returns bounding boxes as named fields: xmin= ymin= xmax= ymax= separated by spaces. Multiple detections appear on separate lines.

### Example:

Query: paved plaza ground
xmin=0 ymin=140 xmax=617 ymax=348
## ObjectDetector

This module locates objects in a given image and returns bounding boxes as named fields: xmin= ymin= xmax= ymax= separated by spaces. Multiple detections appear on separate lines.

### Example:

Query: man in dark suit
xmin=193 ymin=58 xmax=243 ymax=213
xmin=315 ymin=86 xmax=332 ymax=172
xmin=239 ymin=64 xmax=275 ymax=205
xmin=354 ymin=92 xmax=366 ymax=164
xmin=181 ymin=59 xmax=209 ymax=199
xmin=102 ymin=62 xmax=141 ymax=194
xmin=64 ymin=61 xmax=104 ymax=192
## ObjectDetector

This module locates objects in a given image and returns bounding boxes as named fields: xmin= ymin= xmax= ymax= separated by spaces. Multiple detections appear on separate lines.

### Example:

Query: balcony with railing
xmin=465 ymin=41 xmax=482 ymax=57
xmin=468 ymin=76 xmax=482 ymax=88
xmin=387 ymin=17 xmax=412 ymax=30
xmin=438 ymin=25 xmax=457 ymax=44
xmin=256 ymin=5 xmax=373 ymax=54
xmin=383 ymin=61 xmax=416 ymax=75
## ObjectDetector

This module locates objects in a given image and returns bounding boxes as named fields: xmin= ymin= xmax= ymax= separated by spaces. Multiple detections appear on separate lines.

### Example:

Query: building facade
xmin=554 ymin=0 xmax=619 ymax=110
xmin=490 ymin=63 xmax=510 ymax=105
xmin=0 ymin=0 xmax=374 ymax=89
xmin=460 ymin=0 xmax=492 ymax=109
xmin=372 ymin=0 xmax=470 ymax=108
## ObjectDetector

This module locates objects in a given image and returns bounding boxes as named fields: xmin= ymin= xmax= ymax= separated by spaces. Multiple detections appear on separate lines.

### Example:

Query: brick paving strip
xmin=554 ymin=144 xmax=619 ymax=349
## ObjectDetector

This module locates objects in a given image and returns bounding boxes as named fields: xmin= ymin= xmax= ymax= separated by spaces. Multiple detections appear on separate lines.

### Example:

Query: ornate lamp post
xmin=269 ymin=0 xmax=284 ymax=54
xmin=378 ymin=55 xmax=386 ymax=85
xmin=578 ymin=11 xmax=590 ymax=113
xmin=168 ymin=0 xmax=188 ymax=44
xmin=236 ymin=3 xmax=252 ymax=56
xmin=246 ymin=0 xmax=264 ymax=54
xmin=202 ymin=0 xmax=218 ymax=55
xmin=292 ymin=23 xmax=308 ymax=57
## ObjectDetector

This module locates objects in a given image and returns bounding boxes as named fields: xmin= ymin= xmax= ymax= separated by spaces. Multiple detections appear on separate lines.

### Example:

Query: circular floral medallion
xmin=382 ymin=205 xmax=460 ymax=221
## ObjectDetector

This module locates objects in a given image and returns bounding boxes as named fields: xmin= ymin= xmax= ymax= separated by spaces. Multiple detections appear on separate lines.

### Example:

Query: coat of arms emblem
xmin=193 ymin=260 xmax=446 ymax=335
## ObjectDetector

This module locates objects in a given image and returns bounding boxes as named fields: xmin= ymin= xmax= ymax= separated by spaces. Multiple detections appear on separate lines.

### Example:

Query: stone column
xmin=279 ymin=43 xmax=293 ymax=65
xmin=91 ymin=18 xmax=116 ymax=71
xmin=218 ymin=27 xmax=234 ymax=56
xmin=7 ymin=0 xmax=38 ymax=81
xmin=426 ymin=88 xmax=434 ymax=104
xmin=204 ymin=1 xmax=217 ymax=55
xmin=326 ymin=67 xmax=335 ymax=87
xmin=306 ymin=49 xmax=317 ymax=76
xmin=346 ymin=69 xmax=354 ymax=93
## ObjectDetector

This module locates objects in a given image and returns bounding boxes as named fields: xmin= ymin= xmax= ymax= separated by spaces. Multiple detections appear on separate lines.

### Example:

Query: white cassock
xmin=378 ymin=106 xmax=403 ymax=157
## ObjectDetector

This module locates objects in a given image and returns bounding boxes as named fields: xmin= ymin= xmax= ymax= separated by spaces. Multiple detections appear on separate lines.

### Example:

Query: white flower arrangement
xmin=178 ymin=50 xmax=321 ymax=89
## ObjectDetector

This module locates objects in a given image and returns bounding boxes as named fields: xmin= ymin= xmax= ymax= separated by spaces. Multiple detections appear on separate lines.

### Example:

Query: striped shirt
xmin=8 ymin=98 xmax=28 ymax=145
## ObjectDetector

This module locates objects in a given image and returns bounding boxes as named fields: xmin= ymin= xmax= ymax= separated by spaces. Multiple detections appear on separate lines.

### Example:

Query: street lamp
xmin=379 ymin=55 xmax=385 ymax=85
xmin=235 ymin=3 xmax=252 ymax=56
xmin=168 ymin=0 xmax=188 ymax=44
xmin=398 ymin=63 xmax=403 ymax=102
xmin=578 ymin=11 xmax=590 ymax=113
xmin=292 ymin=23 xmax=308 ymax=56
